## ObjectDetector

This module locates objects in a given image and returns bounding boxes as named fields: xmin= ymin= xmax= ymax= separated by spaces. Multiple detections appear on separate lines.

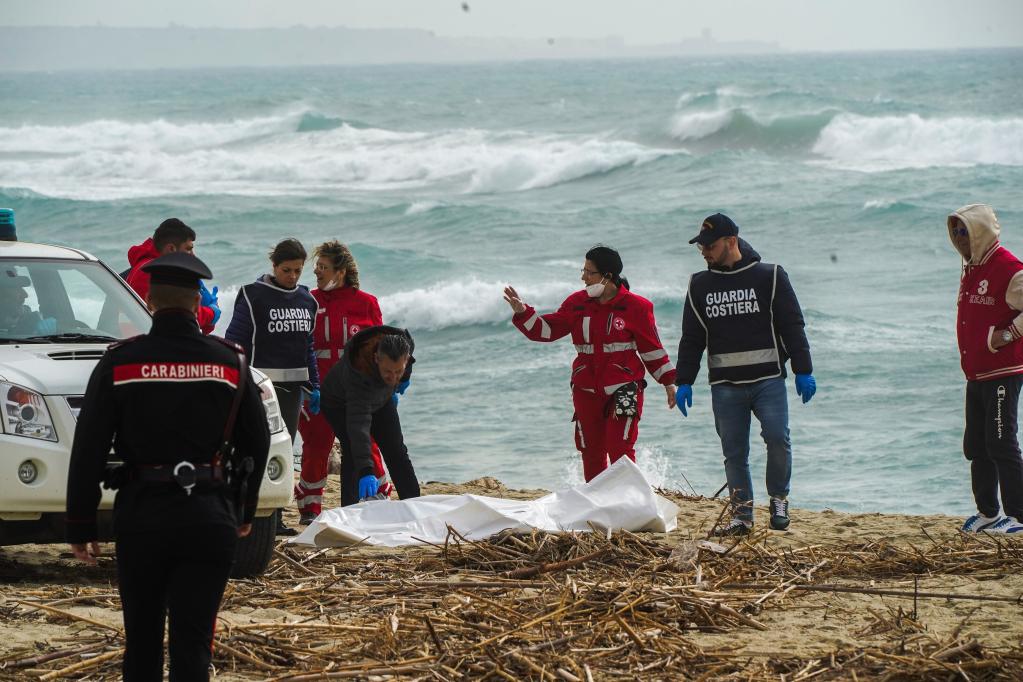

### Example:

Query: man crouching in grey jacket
xmin=320 ymin=325 xmax=421 ymax=505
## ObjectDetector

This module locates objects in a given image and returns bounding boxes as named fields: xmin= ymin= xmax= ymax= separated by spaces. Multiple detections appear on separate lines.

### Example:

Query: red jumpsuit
xmin=513 ymin=288 xmax=677 ymax=482
xmin=295 ymin=286 xmax=391 ymax=516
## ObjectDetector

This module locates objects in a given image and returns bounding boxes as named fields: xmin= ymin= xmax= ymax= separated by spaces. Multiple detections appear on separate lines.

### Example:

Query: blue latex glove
xmin=358 ymin=474 xmax=379 ymax=499
xmin=675 ymin=385 xmax=693 ymax=417
xmin=199 ymin=281 xmax=221 ymax=325
xmin=307 ymin=388 xmax=321 ymax=415
xmin=396 ymin=379 xmax=410 ymax=395
xmin=34 ymin=317 xmax=57 ymax=335
xmin=795 ymin=373 xmax=816 ymax=404
xmin=208 ymin=303 xmax=222 ymax=326
xmin=199 ymin=281 xmax=219 ymax=308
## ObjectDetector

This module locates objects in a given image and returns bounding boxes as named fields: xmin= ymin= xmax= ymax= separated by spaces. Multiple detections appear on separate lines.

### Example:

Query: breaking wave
xmin=0 ymin=107 xmax=677 ymax=200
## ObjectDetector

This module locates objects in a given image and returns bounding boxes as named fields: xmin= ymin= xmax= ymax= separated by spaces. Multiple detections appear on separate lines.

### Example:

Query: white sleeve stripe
xmin=652 ymin=363 xmax=674 ymax=380
xmin=640 ymin=348 xmax=667 ymax=361
xmin=540 ymin=318 xmax=552 ymax=340
xmin=524 ymin=312 xmax=539 ymax=331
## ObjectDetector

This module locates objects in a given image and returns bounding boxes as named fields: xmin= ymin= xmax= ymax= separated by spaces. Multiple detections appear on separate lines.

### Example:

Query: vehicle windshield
xmin=0 ymin=258 xmax=151 ymax=343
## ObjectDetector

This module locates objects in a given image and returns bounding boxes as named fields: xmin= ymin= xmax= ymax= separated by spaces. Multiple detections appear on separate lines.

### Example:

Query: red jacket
xmin=312 ymin=286 xmax=383 ymax=377
xmin=126 ymin=238 xmax=216 ymax=335
xmin=957 ymin=244 xmax=1023 ymax=381
xmin=512 ymin=288 xmax=676 ymax=394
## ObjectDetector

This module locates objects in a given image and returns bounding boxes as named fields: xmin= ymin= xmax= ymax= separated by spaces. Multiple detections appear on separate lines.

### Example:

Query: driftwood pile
xmin=2 ymin=504 xmax=1023 ymax=680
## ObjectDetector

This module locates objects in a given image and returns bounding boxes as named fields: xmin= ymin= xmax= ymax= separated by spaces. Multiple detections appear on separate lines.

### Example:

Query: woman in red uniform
xmin=503 ymin=245 xmax=677 ymax=482
xmin=295 ymin=241 xmax=392 ymax=523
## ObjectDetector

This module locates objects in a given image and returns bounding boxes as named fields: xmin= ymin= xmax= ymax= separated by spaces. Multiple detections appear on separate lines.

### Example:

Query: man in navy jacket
xmin=675 ymin=214 xmax=815 ymax=536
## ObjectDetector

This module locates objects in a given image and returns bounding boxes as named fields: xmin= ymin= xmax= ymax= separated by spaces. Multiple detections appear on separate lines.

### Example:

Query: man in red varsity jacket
xmin=951 ymin=203 xmax=1023 ymax=534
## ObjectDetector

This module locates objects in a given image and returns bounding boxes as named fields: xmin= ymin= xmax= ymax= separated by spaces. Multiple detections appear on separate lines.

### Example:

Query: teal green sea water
xmin=1 ymin=50 xmax=1022 ymax=514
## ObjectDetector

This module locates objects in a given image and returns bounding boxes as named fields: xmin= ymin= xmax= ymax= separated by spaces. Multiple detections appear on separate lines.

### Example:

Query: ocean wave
xmin=0 ymin=108 xmax=678 ymax=200
xmin=380 ymin=278 xmax=575 ymax=331
xmin=861 ymin=198 xmax=915 ymax=213
xmin=669 ymin=107 xmax=837 ymax=151
xmin=812 ymin=113 xmax=1023 ymax=170
xmin=0 ymin=106 xmax=325 ymax=154
xmin=378 ymin=278 xmax=685 ymax=331
xmin=405 ymin=200 xmax=443 ymax=215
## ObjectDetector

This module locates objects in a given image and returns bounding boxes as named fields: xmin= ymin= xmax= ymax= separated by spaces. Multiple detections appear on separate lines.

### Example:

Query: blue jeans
xmin=710 ymin=377 xmax=791 ymax=523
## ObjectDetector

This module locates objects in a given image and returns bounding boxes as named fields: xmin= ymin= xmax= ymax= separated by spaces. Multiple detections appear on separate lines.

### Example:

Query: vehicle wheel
xmin=231 ymin=509 xmax=277 ymax=579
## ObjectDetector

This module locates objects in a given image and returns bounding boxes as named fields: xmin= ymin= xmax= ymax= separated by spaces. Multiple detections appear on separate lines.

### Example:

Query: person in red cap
xmin=125 ymin=218 xmax=220 ymax=334
xmin=503 ymin=245 xmax=677 ymax=482
xmin=295 ymin=240 xmax=396 ymax=523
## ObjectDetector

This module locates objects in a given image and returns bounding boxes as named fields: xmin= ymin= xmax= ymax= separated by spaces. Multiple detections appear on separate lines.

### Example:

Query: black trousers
xmin=964 ymin=375 xmax=1023 ymax=520
xmin=115 ymin=524 xmax=237 ymax=681
xmin=274 ymin=380 xmax=305 ymax=443
xmin=322 ymin=399 xmax=421 ymax=506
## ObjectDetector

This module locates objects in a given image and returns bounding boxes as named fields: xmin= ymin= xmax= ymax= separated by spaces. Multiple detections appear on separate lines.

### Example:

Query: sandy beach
xmin=1 ymin=476 xmax=1021 ymax=680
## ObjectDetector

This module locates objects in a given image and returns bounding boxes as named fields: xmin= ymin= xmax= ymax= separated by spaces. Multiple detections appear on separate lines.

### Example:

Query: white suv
xmin=0 ymin=240 xmax=294 ymax=577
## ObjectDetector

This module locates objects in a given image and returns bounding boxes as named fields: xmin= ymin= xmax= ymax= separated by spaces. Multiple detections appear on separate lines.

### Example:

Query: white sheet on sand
xmin=290 ymin=457 xmax=679 ymax=548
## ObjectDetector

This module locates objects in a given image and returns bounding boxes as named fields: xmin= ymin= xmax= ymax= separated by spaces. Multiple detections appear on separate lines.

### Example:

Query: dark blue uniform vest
xmin=678 ymin=246 xmax=811 ymax=386
xmin=226 ymin=277 xmax=319 ymax=385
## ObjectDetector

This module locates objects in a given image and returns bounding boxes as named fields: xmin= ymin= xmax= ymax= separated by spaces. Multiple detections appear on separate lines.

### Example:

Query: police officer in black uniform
xmin=65 ymin=252 xmax=270 ymax=681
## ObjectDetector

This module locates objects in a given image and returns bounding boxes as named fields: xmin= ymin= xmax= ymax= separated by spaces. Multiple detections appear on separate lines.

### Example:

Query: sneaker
xmin=299 ymin=511 xmax=317 ymax=526
xmin=712 ymin=518 xmax=752 ymax=537
xmin=961 ymin=512 xmax=1004 ymax=533
xmin=769 ymin=496 xmax=790 ymax=531
xmin=986 ymin=516 xmax=1023 ymax=534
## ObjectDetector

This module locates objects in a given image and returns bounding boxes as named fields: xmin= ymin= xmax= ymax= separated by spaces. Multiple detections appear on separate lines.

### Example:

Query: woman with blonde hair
xmin=295 ymin=240 xmax=394 ymax=523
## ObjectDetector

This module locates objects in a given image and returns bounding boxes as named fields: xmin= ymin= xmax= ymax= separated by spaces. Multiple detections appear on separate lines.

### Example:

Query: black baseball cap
xmin=141 ymin=252 xmax=212 ymax=290
xmin=688 ymin=213 xmax=739 ymax=246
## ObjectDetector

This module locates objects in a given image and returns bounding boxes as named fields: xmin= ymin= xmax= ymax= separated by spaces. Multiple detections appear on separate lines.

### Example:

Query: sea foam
xmin=0 ymin=108 xmax=676 ymax=200
xmin=813 ymin=113 xmax=1023 ymax=170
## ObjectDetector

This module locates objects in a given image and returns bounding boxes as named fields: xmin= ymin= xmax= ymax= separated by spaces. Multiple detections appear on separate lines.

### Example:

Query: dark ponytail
xmin=585 ymin=244 xmax=628 ymax=290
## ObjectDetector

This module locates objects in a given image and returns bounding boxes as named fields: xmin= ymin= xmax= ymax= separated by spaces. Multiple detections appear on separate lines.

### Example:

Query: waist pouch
xmin=606 ymin=380 xmax=644 ymax=418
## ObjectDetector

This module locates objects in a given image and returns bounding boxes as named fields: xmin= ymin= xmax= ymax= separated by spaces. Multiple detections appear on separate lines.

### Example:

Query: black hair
xmin=269 ymin=238 xmax=307 ymax=265
xmin=377 ymin=333 xmax=411 ymax=361
xmin=153 ymin=218 xmax=196 ymax=252
xmin=585 ymin=244 xmax=630 ymax=290
xmin=147 ymin=282 xmax=198 ymax=311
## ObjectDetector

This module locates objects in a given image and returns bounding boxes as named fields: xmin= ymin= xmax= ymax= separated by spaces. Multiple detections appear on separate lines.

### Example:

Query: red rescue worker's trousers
xmin=572 ymin=387 xmax=644 ymax=482
xmin=295 ymin=411 xmax=392 ymax=517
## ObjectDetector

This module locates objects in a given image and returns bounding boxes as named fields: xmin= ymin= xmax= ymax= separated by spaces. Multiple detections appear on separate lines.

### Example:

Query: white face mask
xmin=321 ymin=278 xmax=339 ymax=292
xmin=585 ymin=279 xmax=606 ymax=298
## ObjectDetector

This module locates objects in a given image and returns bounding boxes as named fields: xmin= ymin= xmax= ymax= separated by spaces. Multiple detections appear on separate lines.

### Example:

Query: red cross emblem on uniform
xmin=350 ymin=324 xmax=361 ymax=336
xmin=613 ymin=317 xmax=626 ymax=331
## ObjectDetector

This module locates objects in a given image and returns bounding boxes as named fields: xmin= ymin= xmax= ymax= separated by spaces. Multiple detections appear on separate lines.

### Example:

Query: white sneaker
xmin=961 ymin=512 xmax=1004 ymax=533
xmin=986 ymin=516 xmax=1023 ymax=534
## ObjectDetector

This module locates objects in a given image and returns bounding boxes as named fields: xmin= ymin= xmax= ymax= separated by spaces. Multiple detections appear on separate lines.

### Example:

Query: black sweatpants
xmin=322 ymin=399 xmax=421 ymax=506
xmin=964 ymin=375 xmax=1023 ymax=520
xmin=115 ymin=524 xmax=237 ymax=681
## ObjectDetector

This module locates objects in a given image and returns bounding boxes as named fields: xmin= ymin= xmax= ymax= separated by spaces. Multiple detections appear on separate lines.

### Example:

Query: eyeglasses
xmin=580 ymin=268 xmax=601 ymax=276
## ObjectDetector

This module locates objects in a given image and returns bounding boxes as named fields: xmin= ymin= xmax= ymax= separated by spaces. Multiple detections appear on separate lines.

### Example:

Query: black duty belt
xmin=131 ymin=461 xmax=226 ymax=496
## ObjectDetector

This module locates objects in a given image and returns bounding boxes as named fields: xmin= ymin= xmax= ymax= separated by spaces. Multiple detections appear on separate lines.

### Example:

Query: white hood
xmin=949 ymin=203 xmax=1001 ymax=265
xmin=0 ymin=344 xmax=106 ymax=395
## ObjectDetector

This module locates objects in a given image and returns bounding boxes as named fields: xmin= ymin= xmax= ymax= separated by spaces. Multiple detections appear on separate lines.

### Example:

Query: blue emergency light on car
xmin=0 ymin=209 xmax=15 ymax=242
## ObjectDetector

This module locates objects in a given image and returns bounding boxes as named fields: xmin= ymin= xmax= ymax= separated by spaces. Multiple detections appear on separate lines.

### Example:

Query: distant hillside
xmin=0 ymin=25 xmax=780 ymax=71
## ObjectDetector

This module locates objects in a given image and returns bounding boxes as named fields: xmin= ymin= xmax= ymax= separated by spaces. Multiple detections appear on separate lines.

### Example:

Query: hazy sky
xmin=3 ymin=0 xmax=1022 ymax=52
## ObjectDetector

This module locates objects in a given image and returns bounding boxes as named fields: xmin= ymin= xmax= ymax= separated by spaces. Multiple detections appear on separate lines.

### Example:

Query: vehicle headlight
xmin=1 ymin=383 xmax=57 ymax=442
xmin=258 ymin=379 xmax=285 ymax=435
